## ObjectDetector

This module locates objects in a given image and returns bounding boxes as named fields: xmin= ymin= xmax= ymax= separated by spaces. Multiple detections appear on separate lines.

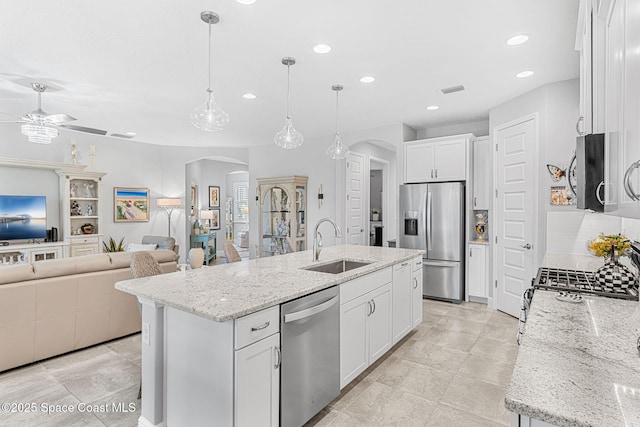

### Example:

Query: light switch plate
xmin=142 ymin=322 xmax=150 ymax=345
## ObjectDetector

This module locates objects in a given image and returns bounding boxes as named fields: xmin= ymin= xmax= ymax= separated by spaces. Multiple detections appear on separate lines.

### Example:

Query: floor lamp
xmin=157 ymin=198 xmax=181 ymax=237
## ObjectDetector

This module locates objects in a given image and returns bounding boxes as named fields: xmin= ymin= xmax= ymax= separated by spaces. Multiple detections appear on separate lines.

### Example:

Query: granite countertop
xmin=505 ymin=289 xmax=640 ymax=426
xmin=115 ymin=244 xmax=423 ymax=323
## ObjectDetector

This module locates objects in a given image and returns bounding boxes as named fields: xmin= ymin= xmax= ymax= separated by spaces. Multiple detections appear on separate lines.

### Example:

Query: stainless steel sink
xmin=301 ymin=259 xmax=373 ymax=274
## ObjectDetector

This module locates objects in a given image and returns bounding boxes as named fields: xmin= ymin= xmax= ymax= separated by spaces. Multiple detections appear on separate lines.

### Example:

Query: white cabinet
xmin=165 ymin=305 xmax=280 ymax=427
xmin=411 ymin=257 xmax=423 ymax=328
xmin=56 ymin=171 xmax=106 ymax=255
xmin=576 ymin=0 xmax=606 ymax=135
xmin=339 ymin=267 xmax=393 ymax=388
xmin=392 ymin=261 xmax=412 ymax=344
xmin=235 ymin=333 xmax=280 ymax=427
xmin=0 ymin=242 xmax=68 ymax=266
xmin=468 ymin=243 xmax=488 ymax=299
xmin=472 ymin=136 xmax=491 ymax=210
xmin=603 ymin=0 xmax=640 ymax=218
xmin=403 ymin=135 xmax=470 ymax=183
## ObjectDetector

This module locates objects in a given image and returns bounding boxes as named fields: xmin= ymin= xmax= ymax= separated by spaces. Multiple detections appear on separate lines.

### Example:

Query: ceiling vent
xmin=440 ymin=85 xmax=465 ymax=95
xmin=110 ymin=133 xmax=135 ymax=139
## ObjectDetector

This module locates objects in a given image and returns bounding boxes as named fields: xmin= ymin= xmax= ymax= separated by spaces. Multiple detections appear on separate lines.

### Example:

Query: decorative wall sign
xmin=114 ymin=187 xmax=150 ymax=222
xmin=550 ymin=185 xmax=575 ymax=206
xmin=209 ymin=186 xmax=220 ymax=208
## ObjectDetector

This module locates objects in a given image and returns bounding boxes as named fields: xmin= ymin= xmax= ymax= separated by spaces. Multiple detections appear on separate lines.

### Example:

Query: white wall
xmin=417 ymin=119 xmax=489 ymax=139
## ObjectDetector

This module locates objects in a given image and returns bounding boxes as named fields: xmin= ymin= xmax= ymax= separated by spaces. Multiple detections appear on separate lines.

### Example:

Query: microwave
xmin=576 ymin=133 xmax=604 ymax=212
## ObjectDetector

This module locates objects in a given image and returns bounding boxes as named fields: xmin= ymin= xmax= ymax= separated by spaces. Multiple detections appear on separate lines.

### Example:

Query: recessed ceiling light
xmin=506 ymin=34 xmax=529 ymax=46
xmin=313 ymin=44 xmax=331 ymax=54
xmin=515 ymin=70 xmax=535 ymax=78
xmin=125 ymin=132 xmax=136 ymax=136
xmin=242 ymin=93 xmax=257 ymax=99
xmin=235 ymin=0 xmax=256 ymax=4
xmin=426 ymin=105 xmax=439 ymax=111
xmin=360 ymin=76 xmax=376 ymax=83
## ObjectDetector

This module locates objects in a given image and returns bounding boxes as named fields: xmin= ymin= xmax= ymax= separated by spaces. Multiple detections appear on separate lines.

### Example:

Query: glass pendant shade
xmin=274 ymin=117 xmax=304 ymax=149
xmin=191 ymin=11 xmax=228 ymax=132
xmin=326 ymin=84 xmax=349 ymax=159
xmin=274 ymin=57 xmax=303 ymax=149
xmin=190 ymin=89 xmax=229 ymax=131
xmin=326 ymin=133 xmax=349 ymax=159
xmin=21 ymin=124 xmax=58 ymax=144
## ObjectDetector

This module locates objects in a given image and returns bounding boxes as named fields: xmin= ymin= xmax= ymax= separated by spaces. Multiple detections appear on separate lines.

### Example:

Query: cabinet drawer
xmin=411 ymin=256 xmax=422 ymax=272
xmin=235 ymin=305 xmax=280 ymax=350
xmin=71 ymin=236 xmax=99 ymax=245
xmin=340 ymin=267 xmax=392 ymax=304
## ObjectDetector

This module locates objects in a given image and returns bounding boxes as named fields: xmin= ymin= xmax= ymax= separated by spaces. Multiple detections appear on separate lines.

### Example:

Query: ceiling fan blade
xmin=45 ymin=113 xmax=77 ymax=124
xmin=59 ymin=124 xmax=108 ymax=135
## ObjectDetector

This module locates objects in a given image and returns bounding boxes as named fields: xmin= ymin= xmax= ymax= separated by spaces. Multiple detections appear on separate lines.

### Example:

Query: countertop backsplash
xmin=546 ymin=210 xmax=640 ymax=255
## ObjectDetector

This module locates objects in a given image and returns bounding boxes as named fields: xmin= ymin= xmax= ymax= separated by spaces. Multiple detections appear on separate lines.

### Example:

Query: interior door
xmin=495 ymin=116 xmax=536 ymax=317
xmin=346 ymin=152 xmax=365 ymax=245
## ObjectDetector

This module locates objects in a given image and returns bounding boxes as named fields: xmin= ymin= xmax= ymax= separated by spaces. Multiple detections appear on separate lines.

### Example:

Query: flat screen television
xmin=0 ymin=195 xmax=47 ymax=241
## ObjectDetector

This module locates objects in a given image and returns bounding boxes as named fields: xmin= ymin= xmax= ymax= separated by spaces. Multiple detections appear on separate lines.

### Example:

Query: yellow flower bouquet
xmin=588 ymin=233 xmax=631 ymax=258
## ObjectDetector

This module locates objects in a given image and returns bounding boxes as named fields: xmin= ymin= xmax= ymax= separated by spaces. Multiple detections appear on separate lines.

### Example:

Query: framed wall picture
xmin=210 ymin=208 xmax=220 ymax=230
xmin=209 ymin=186 xmax=220 ymax=208
xmin=114 ymin=187 xmax=150 ymax=222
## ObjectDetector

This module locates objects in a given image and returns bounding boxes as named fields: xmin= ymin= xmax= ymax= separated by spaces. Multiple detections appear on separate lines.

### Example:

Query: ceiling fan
xmin=0 ymin=82 xmax=107 ymax=144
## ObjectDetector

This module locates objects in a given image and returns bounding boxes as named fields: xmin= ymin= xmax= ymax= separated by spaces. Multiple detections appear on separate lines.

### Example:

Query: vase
xmin=595 ymin=257 xmax=636 ymax=290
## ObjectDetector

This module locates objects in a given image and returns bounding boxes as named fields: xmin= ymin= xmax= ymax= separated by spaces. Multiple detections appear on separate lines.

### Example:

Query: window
xmin=234 ymin=182 xmax=249 ymax=223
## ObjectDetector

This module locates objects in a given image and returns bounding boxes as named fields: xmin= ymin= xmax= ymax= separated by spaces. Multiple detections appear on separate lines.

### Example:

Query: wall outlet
xmin=142 ymin=322 xmax=150 ymax=345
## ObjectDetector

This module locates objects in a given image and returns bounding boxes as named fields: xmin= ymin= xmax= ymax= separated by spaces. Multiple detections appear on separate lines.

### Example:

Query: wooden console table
xmin=190 ymin=232 xmax=217 ymax=265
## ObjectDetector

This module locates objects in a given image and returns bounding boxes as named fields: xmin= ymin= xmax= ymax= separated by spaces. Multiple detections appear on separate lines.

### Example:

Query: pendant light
xmin=274 ymin=57 xmax=304 ymax=149
xmin=190 ymin=11 xmax=229 ymax=131
xmin=326 ymin=84 xmax=350 ymax=159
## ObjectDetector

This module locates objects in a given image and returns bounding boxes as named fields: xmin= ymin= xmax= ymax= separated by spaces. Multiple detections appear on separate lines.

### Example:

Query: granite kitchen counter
xmin=115 ymin=244 xmax=422 ymax=322
xmin=505 ymin=289 xmax=640 ymax=426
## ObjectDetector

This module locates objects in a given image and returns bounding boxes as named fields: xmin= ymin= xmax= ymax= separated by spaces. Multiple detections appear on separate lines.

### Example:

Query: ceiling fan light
xmin=274 ymin=117 xmax=304 ymax=149
xmin=190 ymin=89 xmax=230 ymax=131
xmin=21 ymin=124 xmax=58 ymax=144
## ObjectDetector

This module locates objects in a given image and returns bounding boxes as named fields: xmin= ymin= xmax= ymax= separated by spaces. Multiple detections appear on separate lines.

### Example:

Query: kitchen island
xmin=116 ymin=244 xmax=423 ymax=427
xmin=505 ymin=253 xmax=640 ymax=427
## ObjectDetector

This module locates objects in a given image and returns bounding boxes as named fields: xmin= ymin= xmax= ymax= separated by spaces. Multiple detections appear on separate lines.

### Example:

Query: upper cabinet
xmin=602 ymin=0 xmax=640 ymax=217
xmin=403 ymin=134 xmax=471 ymax=183
xmin=576 ymin=0 xmax=606 ymax=135
xmin=257 ymin=176 xmax=307 ymax=257
xmin=472 ymin=136 xmax=491 ymax=210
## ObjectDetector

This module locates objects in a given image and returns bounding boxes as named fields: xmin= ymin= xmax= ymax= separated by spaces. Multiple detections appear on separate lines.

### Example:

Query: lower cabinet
xmin=411 ymin=257 xmax=423 ymax=328
xmin=340 ymin=274 xmax=392 ymax=388
xmin=70 ymin=235 xmax=101 ymax=257
xmin=165 ymin=305 xmax=280 ymax=427
xmin=468 ymin=243 xmax=488 ymax=298
xmin=235 ymin=333 xmax=280 ymax=427
xmin=392 ymin=261 xmax=412 ymax=344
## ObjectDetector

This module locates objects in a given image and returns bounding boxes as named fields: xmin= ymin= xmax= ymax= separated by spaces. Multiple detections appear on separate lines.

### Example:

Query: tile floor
xmin=0 ymin=299 xmax=518 ymax=427
xmin=306 ymin=300 xmax=519 ymax=426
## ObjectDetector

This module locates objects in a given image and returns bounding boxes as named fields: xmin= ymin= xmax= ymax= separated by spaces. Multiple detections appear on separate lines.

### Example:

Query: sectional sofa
xmin=0 ymin=249 xmax=178 ymax=372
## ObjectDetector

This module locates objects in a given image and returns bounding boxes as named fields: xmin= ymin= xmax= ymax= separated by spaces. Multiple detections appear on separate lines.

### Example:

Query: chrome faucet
xmin=313 ymin=218 xmax=343 ymax=262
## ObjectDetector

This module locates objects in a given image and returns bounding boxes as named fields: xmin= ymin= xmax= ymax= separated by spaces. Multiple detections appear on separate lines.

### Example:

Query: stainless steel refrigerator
xmin=399 ymin=182 xmax=465 ymax=303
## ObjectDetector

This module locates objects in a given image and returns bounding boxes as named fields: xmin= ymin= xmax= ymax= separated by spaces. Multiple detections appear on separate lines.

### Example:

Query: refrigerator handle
xmin=426 ymin=191 xmax=432 ymax=251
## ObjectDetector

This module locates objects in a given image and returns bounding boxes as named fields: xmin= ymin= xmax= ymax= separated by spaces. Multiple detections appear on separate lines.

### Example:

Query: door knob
xmin=520 ymin=243 xmax=532 ymax=250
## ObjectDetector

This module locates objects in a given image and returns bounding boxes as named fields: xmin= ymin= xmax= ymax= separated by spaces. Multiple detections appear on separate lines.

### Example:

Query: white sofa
xmin=0 ymin=249 xmax=178 ymax=372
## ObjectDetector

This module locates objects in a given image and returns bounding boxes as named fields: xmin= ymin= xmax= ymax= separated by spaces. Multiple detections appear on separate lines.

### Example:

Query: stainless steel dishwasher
xmin=281 ymin=286 xmax=340 ymax=427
